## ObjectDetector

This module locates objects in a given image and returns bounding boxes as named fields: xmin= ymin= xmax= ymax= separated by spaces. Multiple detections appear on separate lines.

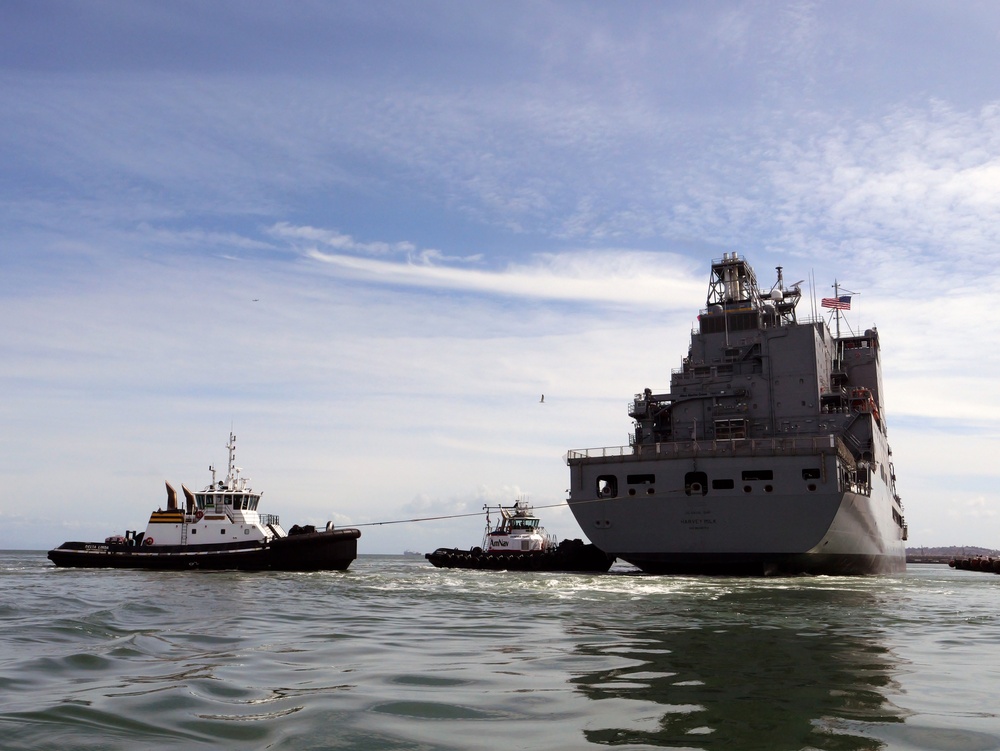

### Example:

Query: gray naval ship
xmin=566 ymin=253 xmax=907 ymax=575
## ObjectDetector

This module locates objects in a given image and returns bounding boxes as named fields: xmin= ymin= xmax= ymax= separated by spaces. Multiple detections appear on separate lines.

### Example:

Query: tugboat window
xmin=712 ymin=478 xmax=735 ymax=490
xmin=802 ymin=468 xmax=821 ymax=480
xmin=597 ymin=476 xmax=618 ymax=498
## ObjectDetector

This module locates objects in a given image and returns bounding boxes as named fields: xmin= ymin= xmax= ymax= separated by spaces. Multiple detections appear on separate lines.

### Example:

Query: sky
xmin=3 ymin=0 xmax=1000 ymax=554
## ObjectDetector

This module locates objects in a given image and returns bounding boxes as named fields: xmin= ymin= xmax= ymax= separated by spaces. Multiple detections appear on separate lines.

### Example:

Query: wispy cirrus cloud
xmin=267 ymin=219 xmax=704 ymax=309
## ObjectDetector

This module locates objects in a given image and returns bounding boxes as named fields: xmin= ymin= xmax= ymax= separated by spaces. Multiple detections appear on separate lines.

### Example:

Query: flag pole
xmin=833 ymin=279 xmax=841 ymax=339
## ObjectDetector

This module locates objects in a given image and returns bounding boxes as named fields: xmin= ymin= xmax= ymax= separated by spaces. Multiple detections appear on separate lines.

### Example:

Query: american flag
xmin=822 ymin=295 xmax=851 ymax=310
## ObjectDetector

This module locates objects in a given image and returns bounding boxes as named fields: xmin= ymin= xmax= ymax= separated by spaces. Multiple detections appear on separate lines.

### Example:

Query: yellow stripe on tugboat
xmin=148 ymin=511 xmax=185 ymax=523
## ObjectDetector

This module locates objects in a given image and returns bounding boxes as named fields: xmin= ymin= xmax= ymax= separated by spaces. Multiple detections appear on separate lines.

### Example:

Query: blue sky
xmin=3 ymin=1 xmax=1000 ymax=553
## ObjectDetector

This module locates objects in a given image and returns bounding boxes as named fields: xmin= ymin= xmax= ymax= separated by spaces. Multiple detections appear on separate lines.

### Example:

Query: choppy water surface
xmin=1 ymin=552 xmax=998 ymax=750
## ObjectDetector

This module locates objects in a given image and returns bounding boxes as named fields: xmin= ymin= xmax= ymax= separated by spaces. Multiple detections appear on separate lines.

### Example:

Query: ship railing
xmin=567 ymin=434 xmax=841 ymax=463
xmin=260 ymin=514 xmax=280 ymax=527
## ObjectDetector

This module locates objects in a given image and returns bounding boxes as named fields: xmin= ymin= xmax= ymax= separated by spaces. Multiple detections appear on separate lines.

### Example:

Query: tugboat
xmin=48 ymin=433 xmax=361 ymax=571
xmin=566 ymin=253 xmax=908 ymax=575
xmin=425 ymin=499 xmax=615 ymax=572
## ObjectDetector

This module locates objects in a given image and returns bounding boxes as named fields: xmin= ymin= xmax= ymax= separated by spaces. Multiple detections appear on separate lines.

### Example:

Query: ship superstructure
xmin=566 ymin=253 xmax=907 ymax=575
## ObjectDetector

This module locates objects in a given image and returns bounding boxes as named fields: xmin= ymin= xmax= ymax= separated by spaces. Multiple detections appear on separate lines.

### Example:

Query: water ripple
xmin=2 ymin=553 xmax=1000 ymax=749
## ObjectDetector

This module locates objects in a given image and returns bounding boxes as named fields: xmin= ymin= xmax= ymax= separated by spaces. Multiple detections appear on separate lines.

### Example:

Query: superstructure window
xmin=742 ymin=469 xmax=773 ymax=481
xmin=802 ymin=468 xmax=821 ymax=480
xmin=597 ymin=476 xmax=618 ymax=498
xmin=712 ymin=478 xmax=735 ymax=490
xmin=715 ymin=418 xmax=747 ymax=439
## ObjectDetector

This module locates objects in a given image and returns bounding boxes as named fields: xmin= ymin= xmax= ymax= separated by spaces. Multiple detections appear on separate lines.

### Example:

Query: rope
xmin=353 ymin=500 xmax=568 ymax=528
xmin=352 ymin=492 xmax=682 ymax=528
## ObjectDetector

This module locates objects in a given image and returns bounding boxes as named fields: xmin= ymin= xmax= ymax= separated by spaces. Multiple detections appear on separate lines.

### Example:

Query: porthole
xmin=628 ymin=488 xmax=636 ymax=496
xmin=743 ymin=485 xmax=752 ymax=493
xmin=808 ymin=483 xmax=817 ymax=492
xmin=646 ymin=487 xmax=655 ymax=495
xmin=764 ymin=485 xmax=773 ymax=493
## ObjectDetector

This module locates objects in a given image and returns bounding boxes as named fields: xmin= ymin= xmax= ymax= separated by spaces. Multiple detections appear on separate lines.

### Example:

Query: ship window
xmin=712 ymin=478 xmax=735 ymax=490
xmin=627 ymin=473 xmax=655 ymax=485
xmin=715 ymin=418 xmax=747 ymax=439
xmin=742 ymin=469 xmax=773 ymax=481
xmin=802 ymin=468 xmax=821 ymax=480
xmin=221 ymin=528 xmax=226 ymax=535
xmin=191 ymin=528 xmax=197 ymax=534
xmin=684 ymin=471 xmax=708 ymax=496
xmin=597 ymin=476 xmax=618 ymax=498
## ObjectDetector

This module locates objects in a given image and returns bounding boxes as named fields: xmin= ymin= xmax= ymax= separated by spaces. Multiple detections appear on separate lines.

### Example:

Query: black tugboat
xmin=425 ymin=499 xmax=615 ymax=573
xmin=48 ymin=433 xmax=360 ymax=571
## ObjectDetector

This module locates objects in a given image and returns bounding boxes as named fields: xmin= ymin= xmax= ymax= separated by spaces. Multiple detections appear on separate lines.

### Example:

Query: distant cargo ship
xmin=566 ymin=253 xmax=907 ymax=575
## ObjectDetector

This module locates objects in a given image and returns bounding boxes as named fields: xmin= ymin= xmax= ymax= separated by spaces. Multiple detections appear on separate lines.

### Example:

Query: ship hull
xmin=567 ymin=444 xmax=906 ymax=576
xmin=47 ymin=528 xmax=360 ymax=571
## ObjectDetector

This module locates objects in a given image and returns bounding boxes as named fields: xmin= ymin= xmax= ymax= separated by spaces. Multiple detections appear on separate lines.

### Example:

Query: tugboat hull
xmin=425 ymin=539 xmax=614 ymax=573
xmin=47 ymin=528 xmax=360 ymax=571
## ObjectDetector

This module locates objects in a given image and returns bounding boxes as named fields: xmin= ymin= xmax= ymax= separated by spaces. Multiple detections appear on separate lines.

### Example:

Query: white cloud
xmin=303 ymin=245 xmax=703 ymax=310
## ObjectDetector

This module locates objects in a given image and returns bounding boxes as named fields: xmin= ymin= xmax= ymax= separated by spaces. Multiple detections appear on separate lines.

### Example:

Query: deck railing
xmin=567 ymin=434 xmax=840 ymax=463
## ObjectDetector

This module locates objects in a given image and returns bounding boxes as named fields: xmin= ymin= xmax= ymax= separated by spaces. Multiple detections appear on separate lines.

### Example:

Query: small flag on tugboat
xmin=822 ymin=295 xmax=852 ymax=310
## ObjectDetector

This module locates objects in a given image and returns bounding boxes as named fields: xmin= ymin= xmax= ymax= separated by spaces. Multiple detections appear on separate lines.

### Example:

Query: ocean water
xmin=1 ymin=552 xmax=999 ymax=751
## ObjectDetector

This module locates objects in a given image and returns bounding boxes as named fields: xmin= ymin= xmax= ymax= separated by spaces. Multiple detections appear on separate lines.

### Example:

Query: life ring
xmin=144 ymin=537 xmax=154 ymax=545
xmin=195 ymin=510 xmax=204 ymax=520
